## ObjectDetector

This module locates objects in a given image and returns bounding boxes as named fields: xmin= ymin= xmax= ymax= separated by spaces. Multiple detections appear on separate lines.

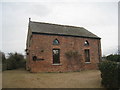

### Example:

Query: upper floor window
xmin=53 ymin=39 xmax=59 ymax=45
xmin=84 ymin=40 xmax=89 ymax=46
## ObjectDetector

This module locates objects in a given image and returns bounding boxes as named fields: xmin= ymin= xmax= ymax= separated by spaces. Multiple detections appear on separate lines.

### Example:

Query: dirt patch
xmin=2 ymin=68 xmax=104 ymax=88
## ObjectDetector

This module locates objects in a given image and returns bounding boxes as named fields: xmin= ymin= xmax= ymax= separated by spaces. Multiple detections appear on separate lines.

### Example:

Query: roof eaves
xmin=32 ymin=32 xmax=101 ymax=39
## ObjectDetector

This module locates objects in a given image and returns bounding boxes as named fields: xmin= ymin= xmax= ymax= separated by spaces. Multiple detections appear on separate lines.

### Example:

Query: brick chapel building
xmin=26 ymin=19 xmax=101 ymax=73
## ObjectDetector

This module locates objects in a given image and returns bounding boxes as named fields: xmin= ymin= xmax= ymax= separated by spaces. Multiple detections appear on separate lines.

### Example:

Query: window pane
xmin=85 ymin=49 xmax=90 ymax=62
xmin=53 ymin=49 xmax=60 ymax=64
xmin=53 ymin=39 xmax=59 ymax=45
xmin=84 ymin=40 xmax=89 ymax=46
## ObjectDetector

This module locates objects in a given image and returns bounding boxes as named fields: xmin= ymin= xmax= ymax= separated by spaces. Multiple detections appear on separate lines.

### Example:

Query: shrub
xmin=7 ymin=52 xmax=26 ymax=70
xmin=65 ymin=50 xmax=83 ymax=71
xmin=0 ymin=51 xmax=7 ymax=71
xmin=98 ymin=61 xmax=120 ymax=88
xmin=2 ymin=63 xmax=7 ymax=71
xmin=106 ymin=54 xmax=120 ymax=62
xmin=65 ymin=50 xmax=80 ymax=58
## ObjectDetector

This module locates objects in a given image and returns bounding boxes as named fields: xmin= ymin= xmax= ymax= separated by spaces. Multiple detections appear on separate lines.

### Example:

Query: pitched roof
xmin=29 ymin=21 xmax=101 ymax=39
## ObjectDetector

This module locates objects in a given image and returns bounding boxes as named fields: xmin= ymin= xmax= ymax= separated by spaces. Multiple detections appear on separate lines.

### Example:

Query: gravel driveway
xmin=2 ymin=69 xmax=104 ymax=88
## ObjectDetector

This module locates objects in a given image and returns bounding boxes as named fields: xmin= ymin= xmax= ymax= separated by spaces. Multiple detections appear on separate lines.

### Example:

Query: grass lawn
xmin=2 ymin=68 xmax=104 ymax=88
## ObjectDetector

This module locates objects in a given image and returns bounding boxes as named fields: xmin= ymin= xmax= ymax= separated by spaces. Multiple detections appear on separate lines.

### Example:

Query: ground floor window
xmin=53 ymin=49 xmax=60 ymax=64
xmin=84 ymin=49 xmax=90 ymax=62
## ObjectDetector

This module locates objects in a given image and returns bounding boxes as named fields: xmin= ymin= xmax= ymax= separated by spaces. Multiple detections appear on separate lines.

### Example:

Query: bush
xmin=0 ymin=51 xmax=7 ymax=71
xmin=0 ymin=51 xmax=26 ymax=71
xmin=106 ymin=54 xmax=120 ymax=62
xmin=6 ymin=52 xmax=26 ymax=70
xmin=65 ymin=50 xmax=80 ymax=58
xmin=98 ymin=61 xmax=120 ymax=88
xmin=2 ymin=63 xmax=7 ymax=71
xmin=1 ymin=52 xmax=26 ymax=70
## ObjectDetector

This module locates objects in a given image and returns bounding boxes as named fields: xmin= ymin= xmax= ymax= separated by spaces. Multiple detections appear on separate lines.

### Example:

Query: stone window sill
xmin=52 ymin=63 xmax=62 ymax=66
xmin=85 ymin=62 xmax=91 ymax=64
xmin=53 ymin=44 xmax=60 ymax=45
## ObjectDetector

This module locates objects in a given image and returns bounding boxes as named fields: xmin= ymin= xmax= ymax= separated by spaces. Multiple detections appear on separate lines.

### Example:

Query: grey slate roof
xmin=29 ymin=21 xmax=100 ymax=39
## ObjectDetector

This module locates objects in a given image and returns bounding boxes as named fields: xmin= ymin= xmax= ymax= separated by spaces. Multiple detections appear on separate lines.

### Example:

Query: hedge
xmin=98 ymin=61 xmax=120 ymax=88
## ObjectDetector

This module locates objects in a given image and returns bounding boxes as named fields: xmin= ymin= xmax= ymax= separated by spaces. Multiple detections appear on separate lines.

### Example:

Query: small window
xmin=84 ymin=40 xmax=89 ymax=46
xmin=33 ymin=56 xmax=37 ymax=61
xmin=53 ymin=39 xmax=59 ymax=45
xmin=26 ymin=52 xmax=29 ymax=55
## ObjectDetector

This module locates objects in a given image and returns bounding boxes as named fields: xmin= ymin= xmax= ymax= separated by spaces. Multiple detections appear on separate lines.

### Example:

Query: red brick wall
xmin=26 ymin=34 xmax=101 ymax=72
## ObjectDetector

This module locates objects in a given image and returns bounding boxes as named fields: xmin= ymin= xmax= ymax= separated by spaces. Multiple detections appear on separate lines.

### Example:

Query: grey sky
xmin=0 ymin=0 xmax=119 ymax=56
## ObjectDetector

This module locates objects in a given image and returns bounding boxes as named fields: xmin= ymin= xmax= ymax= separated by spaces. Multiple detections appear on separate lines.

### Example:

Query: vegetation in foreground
xmin=0 ymin=51 xmax=26 ymax=71
xmin=99 ymin=54 xmax=120 ymax=89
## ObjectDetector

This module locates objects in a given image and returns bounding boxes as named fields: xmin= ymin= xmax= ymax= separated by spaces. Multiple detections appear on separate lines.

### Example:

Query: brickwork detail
xmin=26 ymin=34 xmax=101 ymax=72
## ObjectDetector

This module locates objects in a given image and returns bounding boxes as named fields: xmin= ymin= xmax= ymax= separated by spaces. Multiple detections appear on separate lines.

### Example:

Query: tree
xmin=0 ymin=51 xmax=6 ymax=63
xmin=0 ymin=51 xmax=7 ymax=71
xmin=7 ymin=52 xmax=26 ymax=70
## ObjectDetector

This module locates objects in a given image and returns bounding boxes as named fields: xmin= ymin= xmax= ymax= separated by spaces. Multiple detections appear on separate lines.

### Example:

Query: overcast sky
xmin=0 ymin=0 xmax=119 ymax=56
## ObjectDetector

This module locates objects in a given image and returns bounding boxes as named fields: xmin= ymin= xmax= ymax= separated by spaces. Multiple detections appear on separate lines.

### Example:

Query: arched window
xmin=84 ymin=40 xmax=89 ymax=46
xmin=53 ymin=39 xmax=59 ymax=45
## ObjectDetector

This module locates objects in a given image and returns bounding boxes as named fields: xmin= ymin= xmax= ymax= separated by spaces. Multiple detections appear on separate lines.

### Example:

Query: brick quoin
xmin=26 ymin=20 xmax=102 ymax=73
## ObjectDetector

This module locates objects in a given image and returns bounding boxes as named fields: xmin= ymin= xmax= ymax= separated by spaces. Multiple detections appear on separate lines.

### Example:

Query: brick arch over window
xmin=84 ymin=40 xmax=89 ymax=46
xmin=53 ymin=39 xmax=60 ymax=45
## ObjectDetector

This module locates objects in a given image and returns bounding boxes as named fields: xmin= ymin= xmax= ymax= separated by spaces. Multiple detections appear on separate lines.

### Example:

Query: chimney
xmin=28 ymin=18 xmax=31 ymax=28
xmin=29 ymin=18 xmax=31 ymax=22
